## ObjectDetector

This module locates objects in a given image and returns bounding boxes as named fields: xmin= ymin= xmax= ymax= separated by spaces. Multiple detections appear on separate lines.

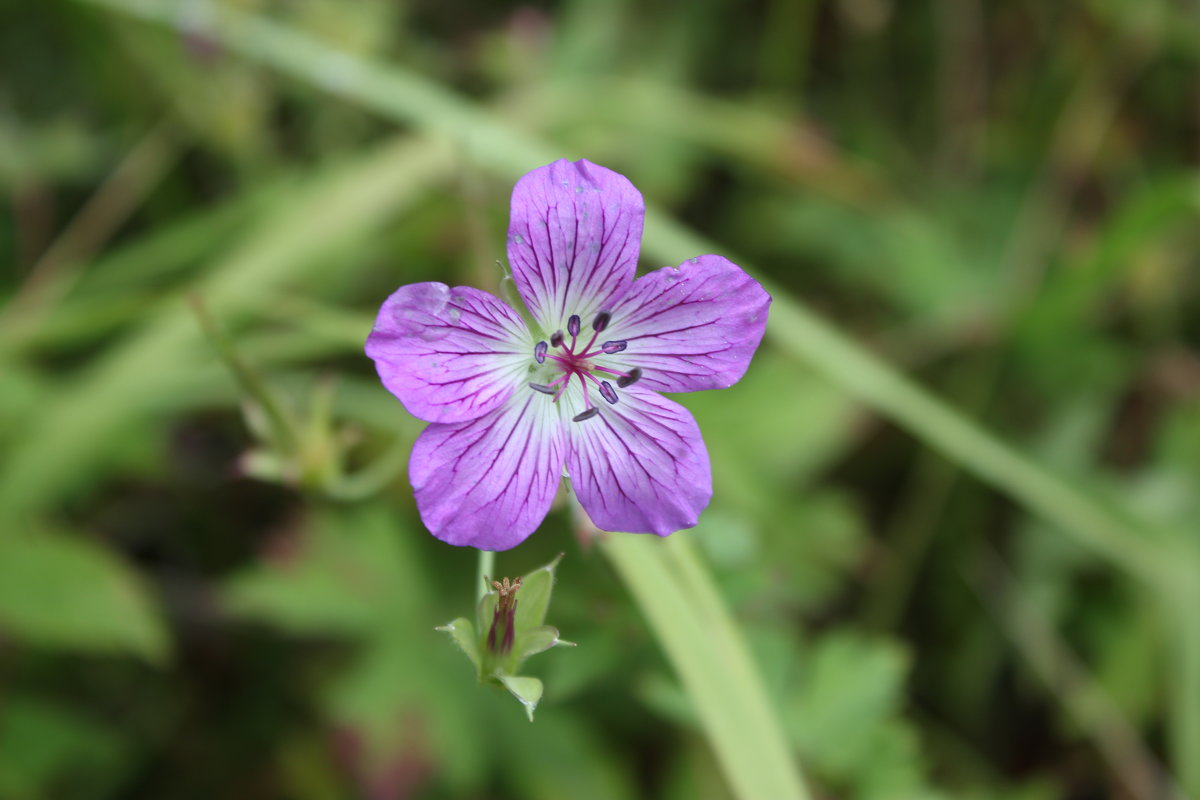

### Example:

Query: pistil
xmin=527 ymin=309 xmax=645 ymax=420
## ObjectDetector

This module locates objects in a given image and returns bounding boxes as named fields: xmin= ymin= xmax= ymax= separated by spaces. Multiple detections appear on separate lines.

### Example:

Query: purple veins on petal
xmin=599 ymin=381 xmax=618 ymax=404
xmin=365 ymin=282 xmax=532 ymax=424
xmin=601 ymin=340 xmax=627 ymax=354
xmin=564 ymin=388 xmax=712 ymax=535
xmin=600 ymin=254 xmax=771 ymax=393
xmin=408 ymin=393 xmax=567 ymax=551
xmin=506 ymin=159 xmax=644 ymax=332
xmin=616 ymin=367 xmax=643 ymax=388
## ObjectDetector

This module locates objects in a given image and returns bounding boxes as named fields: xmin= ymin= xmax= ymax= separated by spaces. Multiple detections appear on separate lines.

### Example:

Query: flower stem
xmin=476 ymin=549 xmax=495 ymax=603
xmin=599 ymin=531 xmax=809 ymax=800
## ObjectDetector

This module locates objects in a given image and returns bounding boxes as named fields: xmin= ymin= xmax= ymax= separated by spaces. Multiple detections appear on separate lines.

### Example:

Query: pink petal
xmin=506 ymin=159 xmax=643 ymax=332
xmin=409 ymin=393 xmax=567 ymax=550
xmin=605 ymin=255 xmax=770 ymax=393
xmin=366 ymin=283 xmax=532 ymax=424
xmin=564 ymin=388 xmax=711 ymax=535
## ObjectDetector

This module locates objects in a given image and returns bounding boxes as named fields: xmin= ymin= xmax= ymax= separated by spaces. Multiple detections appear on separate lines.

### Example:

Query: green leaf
xmin=0 ymin=533 xmax=169 ymax=664
xmin=498 ymin=675 xmax=544 ymax=722
xmin=222 ymin=505 xmax=427 ymax=637
xmin=0 ymin=698 xmax=131 ymax=798
xmin=787 ymin=633 xmax=909 ymax=776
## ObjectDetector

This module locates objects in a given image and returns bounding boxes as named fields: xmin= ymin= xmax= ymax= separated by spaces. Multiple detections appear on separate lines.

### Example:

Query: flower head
xmin=366 ymin=159 xmax=770 ymax=550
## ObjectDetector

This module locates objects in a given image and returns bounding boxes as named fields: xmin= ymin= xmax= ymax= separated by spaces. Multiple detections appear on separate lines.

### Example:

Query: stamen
xmin=578 ymin=316 xmax=607 ymax=356
xmin=572 ymin=407 xmax=600 ymax=422
xmin=599 ymin=381 xmax=618 ymax=404
xmin=601 ymin=340 xmax=627 ymax=354
xmin=578 ymin=372 xmax=593 ymax=409
xmin=534 ymin=341 xmax=548 ymax=363
xmin=567 ymin=314 xmax=581 ymax=337
xmin=529 ymin=382 xmax=557 ymax=395
xmin=550 ymin=331 xmax=564 ymax=348
xmin=616 ymin=368 xmax=643 ymax=388
xmin=486 ymin=606 xmax=500 ymax=652
xmin=501 ymin=599 xmax=517 ymax=653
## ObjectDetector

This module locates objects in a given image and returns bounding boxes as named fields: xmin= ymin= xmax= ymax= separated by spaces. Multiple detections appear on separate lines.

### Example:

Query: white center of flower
xmin=527 ymin=311 xmax=641 ymax=422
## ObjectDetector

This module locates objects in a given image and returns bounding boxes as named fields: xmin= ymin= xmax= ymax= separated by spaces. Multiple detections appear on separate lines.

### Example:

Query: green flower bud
xmin=436 ymin=554 xmax=574 ymax=720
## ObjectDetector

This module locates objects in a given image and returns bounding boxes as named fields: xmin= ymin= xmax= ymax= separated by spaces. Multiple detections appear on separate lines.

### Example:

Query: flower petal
xmin=365 ymin=283 xmax=533 ymax=424
xmin=507 ymin=159 xmax=643 ymax=332
xmin=605 ymin=255 xmax=770 ymax=393
xmin=409 ymin=393 xmax=567 ymax=550
xmin=564 ymin=388 xmax=711 ymax=535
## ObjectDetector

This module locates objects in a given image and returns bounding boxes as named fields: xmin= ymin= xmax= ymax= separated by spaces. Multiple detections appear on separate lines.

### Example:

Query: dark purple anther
xmin=601 ymin=340 xmax=627 ymax=354
xmin=529 ymin=382 xmax=557 ymax=395
xmin=599 ymin=381 xmax=618 ymax=404
xmin=550 ymin=331 xmax=564 ymax=348
xmin=572 ymin=406 xmax=600 ymax=422
xmin=616 ymin=367 xmax=643 ymax=388
xmin=534 ymin=341 xmax=548 ymax=363
xmin=592 ymin=311 xmax=611 ymax=332
xmin=567 ymin=314 xmax=581 ymax=337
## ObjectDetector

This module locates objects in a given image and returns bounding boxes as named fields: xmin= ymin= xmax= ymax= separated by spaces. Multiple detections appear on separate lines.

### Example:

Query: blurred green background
xmin=2 ymin=0 xmax=1199 ymax=797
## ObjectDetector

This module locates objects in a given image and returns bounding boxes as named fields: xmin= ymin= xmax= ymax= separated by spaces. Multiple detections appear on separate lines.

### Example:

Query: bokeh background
xmin=3 ymin=0 xmax=1199 ymax=798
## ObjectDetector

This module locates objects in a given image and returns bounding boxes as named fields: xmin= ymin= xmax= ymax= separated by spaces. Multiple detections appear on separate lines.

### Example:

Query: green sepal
xmin=435 ymin=617 xmax=481 ymax=673
xmin=497 ymin=674 xmax=543 ymax=722
xmin=516 ymin=625 xmax=576 ymax=661
xmin=441 ymin=555 xmax=570 ymax=720
xmin=475 ymin=584 xmax=498 ymax=635
xmin=512 ymin=552 xmax=562 ymax=632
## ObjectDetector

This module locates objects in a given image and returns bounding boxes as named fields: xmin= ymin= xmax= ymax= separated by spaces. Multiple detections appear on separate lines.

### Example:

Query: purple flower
xmin=366 ymin=159 xmax=770 ymax=550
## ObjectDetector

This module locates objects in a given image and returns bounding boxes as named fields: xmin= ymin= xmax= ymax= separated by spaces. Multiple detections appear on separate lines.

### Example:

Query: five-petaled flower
xmin=366 ymin=159 xmax=769 ymax=550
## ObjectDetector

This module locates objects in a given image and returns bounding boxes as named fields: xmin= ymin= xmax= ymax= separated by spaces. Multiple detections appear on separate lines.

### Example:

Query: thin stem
xmin=476 ymin=549 xmax=495 ymax=603
xmin=1169 ymin=570 xmax=1200 ymax=798
xmin=188 ymin=292 xmax=299 ymax=456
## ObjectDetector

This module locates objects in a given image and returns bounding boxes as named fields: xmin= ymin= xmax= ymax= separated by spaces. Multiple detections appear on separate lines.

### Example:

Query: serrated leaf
xmin=437 ymin=617 xmax=481 ymax=673
xmin=0 ymin=534 xmax=169 ymax=664
xmin=498 ymin=675 xmax=544 ymax=722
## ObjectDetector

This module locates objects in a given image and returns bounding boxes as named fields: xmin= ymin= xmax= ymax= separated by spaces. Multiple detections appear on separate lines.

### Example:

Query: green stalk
xmin=601 ymin=533 xmax=808 ymax=800
xmin=1169 ymin=572 xmax=1200 ymax=797
xmin=477 ymin=550 xmax=496 ymax=603
xmin=187 ymin=293 xmax=299 ymax=456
